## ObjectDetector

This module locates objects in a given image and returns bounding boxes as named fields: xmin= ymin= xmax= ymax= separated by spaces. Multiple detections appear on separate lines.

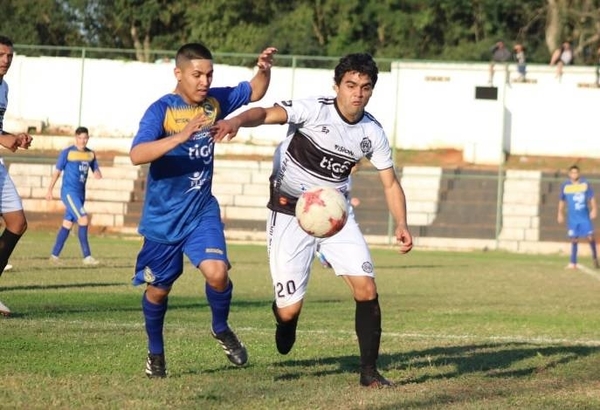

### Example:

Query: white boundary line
xmin=576 ymin=263 xmax=600 ymax=281
xmin=11 ymin=319 xmax=600 ymax=347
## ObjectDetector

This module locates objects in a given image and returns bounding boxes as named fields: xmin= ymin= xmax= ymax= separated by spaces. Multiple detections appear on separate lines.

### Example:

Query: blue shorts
xmin=567 ymin=219 xmax=595 ymax=238
xmin=132 ymin=216 xmax=229 ymax=288
xmin=62 ymin=193 xmax=87 ymax=222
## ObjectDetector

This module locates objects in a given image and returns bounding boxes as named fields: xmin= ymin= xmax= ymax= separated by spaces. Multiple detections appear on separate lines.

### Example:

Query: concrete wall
xmin=4 ymin=55 xmax=600 ymax=164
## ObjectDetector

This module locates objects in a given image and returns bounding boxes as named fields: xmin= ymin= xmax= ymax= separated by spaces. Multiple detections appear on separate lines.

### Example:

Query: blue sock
xmin=206 ymin=281 xmax=233 ymax=334
xmin=51 ymin=227 xmax=70 ymax=257
xmin=590 ymin=240 xmax=598 ymax=259
xmin=78 ymin=225 xmax=91 ymax=258
xmin=570 ymin=242 xmax=578 ymax=264
xmin=143 ymin=292 xmax=168 ymax=355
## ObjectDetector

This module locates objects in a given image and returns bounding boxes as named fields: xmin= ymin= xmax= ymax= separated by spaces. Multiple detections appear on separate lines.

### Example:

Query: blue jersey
xmin=560 ymin=177 xmax=594 ymax=224
xmin=131 ymin=82 xmax=252 ymax=244
xmin=55 ymin=146 xmax=99 ymax=197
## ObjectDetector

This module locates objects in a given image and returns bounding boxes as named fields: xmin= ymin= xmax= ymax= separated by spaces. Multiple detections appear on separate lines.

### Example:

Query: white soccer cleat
xmin=0 ymin=300 xmax=11 ymax=316
xmin=83 ymin=256 xmax=100 ymax=266
xmin=3 ymin=264 xmax=13 ymax=272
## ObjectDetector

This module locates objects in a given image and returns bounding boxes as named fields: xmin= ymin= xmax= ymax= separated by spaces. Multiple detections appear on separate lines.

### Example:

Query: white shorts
xmin=267 ymin=208 xmax=374 ymax=308
xmin=0 ymin=163 xmax=23 ymax=213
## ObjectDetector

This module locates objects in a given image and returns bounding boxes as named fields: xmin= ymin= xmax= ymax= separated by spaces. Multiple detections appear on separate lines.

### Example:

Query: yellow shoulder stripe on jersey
xmin=563 ymin=183 xmax=588 ymax=194
xmin=67 ymin=151 xmax=94 ymax=162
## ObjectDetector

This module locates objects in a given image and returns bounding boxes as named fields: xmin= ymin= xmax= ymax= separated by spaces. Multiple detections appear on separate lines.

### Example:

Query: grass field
xmin=2 ymin=231 xmax=600 ymax=409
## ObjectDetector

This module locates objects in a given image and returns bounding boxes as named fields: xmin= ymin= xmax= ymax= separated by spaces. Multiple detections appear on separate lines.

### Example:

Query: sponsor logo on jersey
xmin=185 ymin=171 xmax=207 ymax=193
xmin=334 ymin=144 xmax=354 ymax=156
xmin=205 ymin=247 xmax=224 ymax=255
xmin=564 ymin=182 xmax=588 ymax=194
xmin=319 ymin=156 xmax=353 ymax=179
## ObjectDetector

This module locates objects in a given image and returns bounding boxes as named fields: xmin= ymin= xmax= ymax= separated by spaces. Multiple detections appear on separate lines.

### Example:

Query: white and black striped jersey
xmin=268 ymin=95 xmax=394 ymax=215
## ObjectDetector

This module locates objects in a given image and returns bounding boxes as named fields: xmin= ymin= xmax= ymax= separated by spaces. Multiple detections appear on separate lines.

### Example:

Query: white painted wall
xmin=4 ymin=54 xmax=599 ymax=164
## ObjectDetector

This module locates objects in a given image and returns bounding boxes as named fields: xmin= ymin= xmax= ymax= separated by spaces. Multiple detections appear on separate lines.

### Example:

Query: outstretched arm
xmin=211 ymin=105 xmax=288 ymax=142
xmin=249 ymin=47 xmax=278 ymax=102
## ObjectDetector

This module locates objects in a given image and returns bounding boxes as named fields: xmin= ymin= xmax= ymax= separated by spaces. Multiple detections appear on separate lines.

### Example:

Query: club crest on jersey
xmin=362 ymin=261 xmax=374 ymax=273
xmin=202 ymin=101 xmax=216 ymax=119
xmin=360 ymin=137 xmax=372 ymax=154
xmin=143 ymin=266 xmax=155 ymax=283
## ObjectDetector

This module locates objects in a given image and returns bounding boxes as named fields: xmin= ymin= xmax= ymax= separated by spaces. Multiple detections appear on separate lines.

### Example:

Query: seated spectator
xmin=550 ymin=41 xmax=574 ymax=79
xmin=489 ymin=40 xmax=512 ymax=85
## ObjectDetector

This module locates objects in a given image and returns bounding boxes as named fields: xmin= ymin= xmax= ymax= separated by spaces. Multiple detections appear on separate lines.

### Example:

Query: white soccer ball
xmin=295 ymin=186 xmax=348 ymax=238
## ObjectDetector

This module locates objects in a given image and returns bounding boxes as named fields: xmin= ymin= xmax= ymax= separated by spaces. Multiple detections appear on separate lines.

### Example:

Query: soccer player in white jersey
xmin=212 ymin=53 xmax=413 ymax=388
xmin=0 ymin=35 xmax=33 ymax=317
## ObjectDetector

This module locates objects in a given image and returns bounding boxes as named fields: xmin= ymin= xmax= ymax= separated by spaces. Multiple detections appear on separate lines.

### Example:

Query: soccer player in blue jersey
xmin=130 ymin=42 xmax=277 ymax=378
xmin=557 ymin=165 xmax=599 ymax=269
xmin=46 ymin=126 xmax=103 ymax=265
xmin=0 ymin=35 xmax=33 ymax=316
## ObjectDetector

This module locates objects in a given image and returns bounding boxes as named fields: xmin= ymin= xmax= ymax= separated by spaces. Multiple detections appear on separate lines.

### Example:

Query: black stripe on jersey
xmin=317 ymin=97 xmax=335 ymax=105
xmin=287 ymin=131 xmax=355 ymax=183
xmin=364 ymin=111 xmax=384 ymax=129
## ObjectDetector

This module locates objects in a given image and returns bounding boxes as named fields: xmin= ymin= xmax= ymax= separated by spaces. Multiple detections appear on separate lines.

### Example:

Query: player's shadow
xmin=271 ymin=342 xmax=600 ymax=383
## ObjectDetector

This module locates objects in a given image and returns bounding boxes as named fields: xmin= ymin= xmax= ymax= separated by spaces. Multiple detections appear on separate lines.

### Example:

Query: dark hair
xmin=333 ymin=53 xmax=379 ymax=87
xmin=569 ymin=165 xmax=580 ymax=172
xmin=75 ymin=126 xmax=89 ymax=135
xmin=0 ymin=35 xmax=13 ymax=47
xmin=176 ymin=43 xmax=213 ymax=67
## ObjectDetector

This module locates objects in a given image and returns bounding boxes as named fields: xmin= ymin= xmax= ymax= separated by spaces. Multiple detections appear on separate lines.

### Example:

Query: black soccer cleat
xmin=212 ymin=328 xmax=248 ymax=366
xmin=272 ymin=301 xmax=298 ymax=355
xmin=359 ymin=368 xmax=394 ymax=388
xmin=145 ymin=352 xmax=167 ymax=378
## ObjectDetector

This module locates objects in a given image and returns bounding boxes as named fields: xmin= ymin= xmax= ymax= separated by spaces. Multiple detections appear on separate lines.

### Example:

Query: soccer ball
xmin=295 ymin=186 xmax=348 ymax=238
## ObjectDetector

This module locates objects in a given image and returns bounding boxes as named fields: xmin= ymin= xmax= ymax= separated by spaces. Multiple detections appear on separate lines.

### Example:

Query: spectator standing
xmin=513 ymin=44 xmax=526 ymax=82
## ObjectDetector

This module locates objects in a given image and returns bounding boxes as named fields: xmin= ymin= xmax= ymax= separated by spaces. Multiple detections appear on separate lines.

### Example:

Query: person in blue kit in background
xmin=557 ymin=165 xmax=599 ymax=269
xmin=46 ymin=126 xmax=102 ymax=266
xmin=129 ymin=42 xmax=277 ymax=378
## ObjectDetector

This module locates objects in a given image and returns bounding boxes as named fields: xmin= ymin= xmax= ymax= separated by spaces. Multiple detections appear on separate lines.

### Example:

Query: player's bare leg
xmin=272 ymin=300 xmax=303 ymax=355
xmin=344 ymin=275 xmax=393 ymax=388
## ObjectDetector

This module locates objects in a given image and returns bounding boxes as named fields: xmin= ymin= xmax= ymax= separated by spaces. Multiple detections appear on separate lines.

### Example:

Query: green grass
xmin=2 ymin=231 xmax=600 ymax=409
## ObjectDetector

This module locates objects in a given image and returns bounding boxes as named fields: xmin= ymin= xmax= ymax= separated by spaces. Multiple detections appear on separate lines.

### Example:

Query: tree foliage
xmin=1 ymin=0 xmax=599 ymax=64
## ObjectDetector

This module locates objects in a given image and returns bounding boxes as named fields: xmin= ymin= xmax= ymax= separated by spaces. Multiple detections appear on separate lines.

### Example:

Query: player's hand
xmin=0 ymin=134 xmax=20 ymax=152
xmin=45 ymin=191 xmax=53 ymax=201
xmin=16 ymin=133 xmax=32 ymax=149
xmin=177 ymin=113 xmax=212 ymax=143
xmin=591 ymin=209 xmax=597 ymax=220
xmin=211 ymin=118 xmax=240 ymax=142
xmin=557 ymin=214 xmax=564 ymax=224
xmin=396 ymin=225 xmax=413 ymax=254
xmin=256 ymin=47 xmax=278 ymax=71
